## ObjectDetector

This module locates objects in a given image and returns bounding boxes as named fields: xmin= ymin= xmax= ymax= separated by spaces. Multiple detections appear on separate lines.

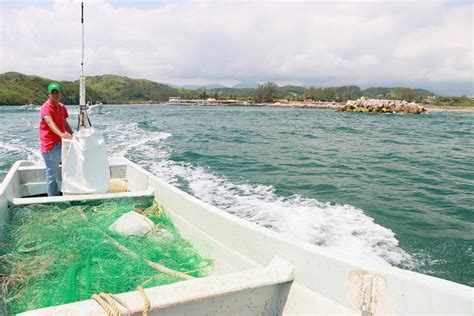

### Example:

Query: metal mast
xmin=78 ymin=1 xmax=90 ymax=129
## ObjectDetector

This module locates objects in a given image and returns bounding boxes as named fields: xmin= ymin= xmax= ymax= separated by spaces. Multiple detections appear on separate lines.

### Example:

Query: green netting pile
xmin=0 ymin=197 xmax=213 ymax=314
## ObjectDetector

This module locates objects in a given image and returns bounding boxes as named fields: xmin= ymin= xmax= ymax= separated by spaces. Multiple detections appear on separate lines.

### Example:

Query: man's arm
xmin=64 ymin=119 xmax=73 ymax=134
xmin=43 ymin=116 xmax=73 ymax=139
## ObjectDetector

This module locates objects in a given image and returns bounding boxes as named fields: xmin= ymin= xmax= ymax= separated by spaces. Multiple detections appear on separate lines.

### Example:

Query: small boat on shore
xmin=0 ymin=157 xmax=471 ymax=315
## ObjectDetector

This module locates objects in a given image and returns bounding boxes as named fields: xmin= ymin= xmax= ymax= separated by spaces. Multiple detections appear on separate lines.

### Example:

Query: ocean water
xmin=1 ymin=105 xmax=473 ymax=286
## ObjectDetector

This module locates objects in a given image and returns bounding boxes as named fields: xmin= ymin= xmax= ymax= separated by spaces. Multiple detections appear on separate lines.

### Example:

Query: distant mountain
xmin=0 ymin=72 xmax=103 ymax=105
xmin=279 ymin=85 xmax=307 ymax=96
xmin=363 ymin=87 xmax=435 ymax=99
xmin=0 ymin=72 xmax=179 ymax=105
xmin=181 ymin=84 xmax=229 ymax=90
xmin=232 ymin=81 xmax=260 ymax=89
xmin=165 ymin=83 xmax=181 ymax=89
xmin=0 ymin=72 xmax=441 ymax=105
xmin=206 ymin=87 xmax=257 ymax=98
xmin=0 ymin=72 xmax=52 ymax=105
xmin=85 ymin=74 xmax=178 ymax=103
xmin=180 ymin=85 xmax=201 ymax=90
xmin=203 ymin=84 xmax=229 ymax=89
xmin=335 ymin=85 xmax=365 ymax=99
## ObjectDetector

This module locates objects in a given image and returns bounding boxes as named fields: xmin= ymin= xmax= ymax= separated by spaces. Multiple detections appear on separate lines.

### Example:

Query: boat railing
xmin=18 ymin=256 xmax=294 ymax=315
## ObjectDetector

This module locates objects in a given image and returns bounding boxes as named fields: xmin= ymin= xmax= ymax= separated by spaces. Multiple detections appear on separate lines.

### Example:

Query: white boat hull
xmin=0 ymin=158 xmax=472 ymax=315
xmin=87 ymin=103 xmax=103 ymax=114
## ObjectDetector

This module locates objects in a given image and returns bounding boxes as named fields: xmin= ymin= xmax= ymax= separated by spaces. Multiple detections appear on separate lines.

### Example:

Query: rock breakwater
xmin=341 ymin=97 xmax=426 ymax=114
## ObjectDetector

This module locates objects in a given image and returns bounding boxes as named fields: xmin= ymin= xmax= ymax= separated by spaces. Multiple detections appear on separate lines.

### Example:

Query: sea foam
xmin=109 ymin=124 xmax=414 ymax=266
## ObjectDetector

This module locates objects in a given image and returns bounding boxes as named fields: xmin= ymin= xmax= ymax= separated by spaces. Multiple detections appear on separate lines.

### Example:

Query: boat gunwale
xmin=1 ymin=157 xmax=472 ymax=315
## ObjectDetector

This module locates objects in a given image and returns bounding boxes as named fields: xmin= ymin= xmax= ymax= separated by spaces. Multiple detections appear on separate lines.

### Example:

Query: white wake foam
xmin=154 ymin=161 xmax=412 ymax=266
xmin=0 ymin=141 xmax=43 ymax=164
xmin=104 ymin=125 xmax=413 ymax=266
xmin=104 ymin=122 xmax=172 ymax=159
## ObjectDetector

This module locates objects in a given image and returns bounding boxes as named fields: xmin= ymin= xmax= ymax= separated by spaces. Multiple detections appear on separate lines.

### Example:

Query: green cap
xmin=47 ymin=82 xmax=61 ymax=93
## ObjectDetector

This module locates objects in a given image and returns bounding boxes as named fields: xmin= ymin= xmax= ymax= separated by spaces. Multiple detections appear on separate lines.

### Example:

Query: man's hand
xmin=61 ymin=132 xmax=73 ymax=140
xmin=44 ymin=116 xmax=73 ymax=139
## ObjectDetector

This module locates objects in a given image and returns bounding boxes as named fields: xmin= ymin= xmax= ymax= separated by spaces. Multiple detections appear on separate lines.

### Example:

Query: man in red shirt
xmin=39 ymin=82 xmax=73 ymax=196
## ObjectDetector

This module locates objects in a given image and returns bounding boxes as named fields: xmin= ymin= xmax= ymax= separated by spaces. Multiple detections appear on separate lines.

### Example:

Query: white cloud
xmin=393 ymin=5 xmax=473 ymax=82
xmin=0 ymin=0 xmax=472 ymax=94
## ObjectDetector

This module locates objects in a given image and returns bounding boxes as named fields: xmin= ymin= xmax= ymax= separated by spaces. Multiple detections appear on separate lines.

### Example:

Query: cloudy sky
xmin=1 ymin=0 xmax=472 ymax=95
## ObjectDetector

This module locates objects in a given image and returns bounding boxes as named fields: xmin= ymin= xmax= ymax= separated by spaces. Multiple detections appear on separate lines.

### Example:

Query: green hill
xmin=85 ymin=75 xmax=179 ymax=104
xmin=0 ymin=72 xmax=179 ymax=105
xmin=363 ymin=87 xmax=435 ymax=100
xmin=306 ymin=85 xmax=365 ymax=101
xmin=0 ymin=72 xmax=53 ymax=105
xmin=278 ymin=85 xmax=307 ymax=99
xmin=204 ymin=87 xmax=256 ymax=99
xmin=0 ymin=72 xmax=105 ymax=105
xmin=0 ymin=72 xmax=441 ymax=105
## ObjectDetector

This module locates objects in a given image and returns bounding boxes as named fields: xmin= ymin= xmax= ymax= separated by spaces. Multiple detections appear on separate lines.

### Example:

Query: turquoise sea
xmin=0 ymin=105 xmax=473 ymax=286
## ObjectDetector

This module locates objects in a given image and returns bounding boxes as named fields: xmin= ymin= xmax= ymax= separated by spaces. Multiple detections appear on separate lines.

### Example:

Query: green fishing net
xmin=0 ymin=197 xmax=213 ymax=314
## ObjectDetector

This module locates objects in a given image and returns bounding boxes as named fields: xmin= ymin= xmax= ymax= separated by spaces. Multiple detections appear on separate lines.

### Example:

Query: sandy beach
xmin=423 ymin=105 xmax=474 ymax=113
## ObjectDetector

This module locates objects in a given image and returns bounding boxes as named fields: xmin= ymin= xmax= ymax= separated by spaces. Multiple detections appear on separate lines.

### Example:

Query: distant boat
xmin=20 ymin=103 xmax=37 ymax=110
xmin=87 ymin=101 xmax=103 ymax=114
xmin=168 ymin=96 xmax=184 ymax=105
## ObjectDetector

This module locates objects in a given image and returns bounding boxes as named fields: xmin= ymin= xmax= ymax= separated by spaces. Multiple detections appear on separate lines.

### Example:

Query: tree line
xmin=1 ymin=72 xmax=464 ymax=106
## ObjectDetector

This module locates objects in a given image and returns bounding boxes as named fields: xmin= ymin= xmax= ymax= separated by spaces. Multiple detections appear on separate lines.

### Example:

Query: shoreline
xmin=422 ymin=105 xmax=474 ymax=113
xmin=3 ymin=103 xmax=473 ymax=113
xmin=168 ymin=102 xmax=474 ymax=113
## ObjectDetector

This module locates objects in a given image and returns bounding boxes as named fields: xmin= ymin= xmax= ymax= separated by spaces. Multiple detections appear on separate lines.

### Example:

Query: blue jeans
xmin=42 ymin=143 xmax=61 ymax=196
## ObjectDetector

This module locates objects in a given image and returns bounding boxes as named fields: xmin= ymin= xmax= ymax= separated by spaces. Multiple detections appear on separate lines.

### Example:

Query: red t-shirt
xmin=39 ymin=99 xmax=69 ymax=153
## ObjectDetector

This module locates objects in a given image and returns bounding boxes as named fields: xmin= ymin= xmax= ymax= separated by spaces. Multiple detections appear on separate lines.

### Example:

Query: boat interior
xmin=1 ymin=157 xmax=471 ymax=315
xmin=0 ymin=158 xmax=296 ymax=315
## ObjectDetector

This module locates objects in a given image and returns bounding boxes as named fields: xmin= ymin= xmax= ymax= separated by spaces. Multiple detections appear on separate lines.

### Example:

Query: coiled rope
xmin=136 ymin=286 xmax=150 ymax=316
xmin=91 ymin=293 xmax=122 ymax=316
xmin=92 ymin=286 xmax=150 ymax=316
